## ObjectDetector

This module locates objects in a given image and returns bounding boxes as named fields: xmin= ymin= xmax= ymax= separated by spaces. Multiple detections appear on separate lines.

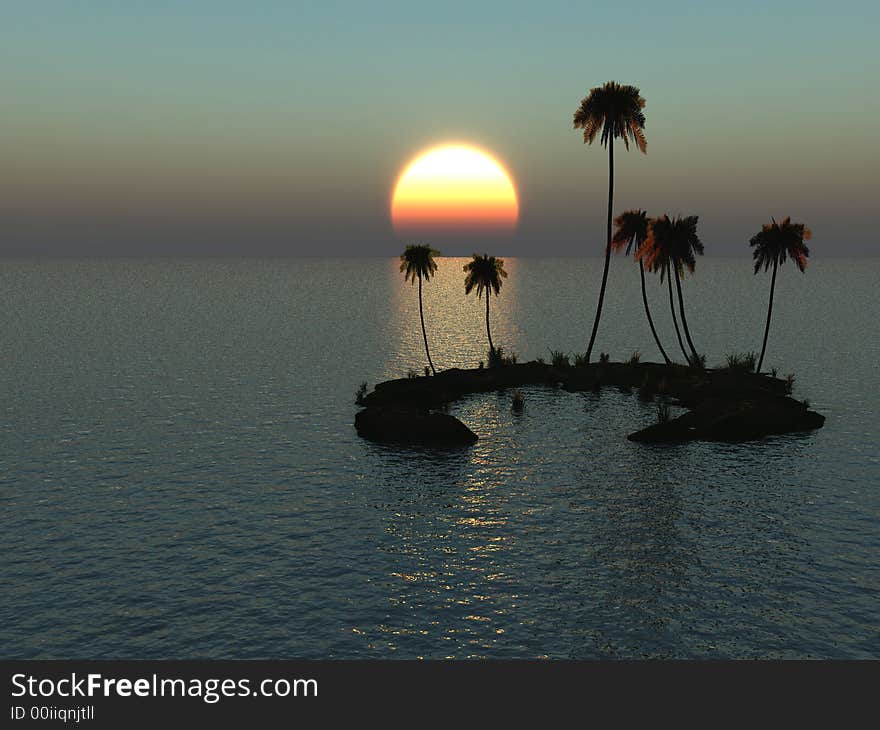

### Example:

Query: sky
xmin=1 ymin=0 xmax=878 ymax=257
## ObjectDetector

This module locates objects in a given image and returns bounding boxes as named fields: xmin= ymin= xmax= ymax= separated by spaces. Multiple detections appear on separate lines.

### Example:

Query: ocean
xmin=1 ymin=257 xmax=877 ymax=658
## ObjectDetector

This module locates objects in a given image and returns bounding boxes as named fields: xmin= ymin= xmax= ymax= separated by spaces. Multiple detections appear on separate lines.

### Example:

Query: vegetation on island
xmin=463 ymin=254 xmax=508 ymax=367
xmin=750 ymin=217 xmax=812 ymax=373
xmin=639 ymin=214 xmax=705 ymax=368
xmin=572 ymin=82 xmax=647 ymax=363
xmin=612 ymin=210 xmax=671 ymax=365
xmin=399 ymin=244 xmax=440 ymax=376
xmin=393 ymin=84 xmax=812 ymax=382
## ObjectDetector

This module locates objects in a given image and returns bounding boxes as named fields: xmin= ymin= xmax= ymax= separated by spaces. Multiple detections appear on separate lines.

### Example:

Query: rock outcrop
xmin=628 ymin=396 xmax=825 ymax=443
xmin=355 ymin=406 xmax=478 ymax=446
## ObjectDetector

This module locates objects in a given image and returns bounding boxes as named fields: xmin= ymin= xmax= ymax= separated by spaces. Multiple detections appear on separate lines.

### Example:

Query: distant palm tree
xmin=750 ymin=217 xmax=811 ymax=373
xmin=640 ymin=215 xmax=704 ymax=366
xmin=612 ymin=210 xmax=671 ymax=364
xmin=400 ymin=244 xmax=440 ymax=375
xmin=463 ymin=254 xmax=508 ymax=359
xmin=573 ymin=81 xmax=647 ymax=362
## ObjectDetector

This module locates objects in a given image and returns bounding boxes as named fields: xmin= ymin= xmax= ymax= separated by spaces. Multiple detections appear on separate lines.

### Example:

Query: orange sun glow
xmin=391 ymin=144 xmax=519 ymax=233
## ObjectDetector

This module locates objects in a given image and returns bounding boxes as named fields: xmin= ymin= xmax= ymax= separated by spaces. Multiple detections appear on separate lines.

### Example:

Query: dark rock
xmin=355 ymin=406 xmax=478 ymax=446
xmin=628 ymin=397 xmax=825 ymax=443
xmin=698 ymin=400 xmax=825 ymax=442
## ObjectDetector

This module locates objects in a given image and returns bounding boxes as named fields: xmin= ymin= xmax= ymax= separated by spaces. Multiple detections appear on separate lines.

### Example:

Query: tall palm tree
xmin=573 ymin=81 xmax=647 ymax=362
xmin=612 ymin=210 xmax=671 ymax=364
xmin=750 ymin=217 xmax=811 ymax=373
xmin=640 ymin=215 xmax=704 ymax=366
xmin=463 ymin=254 xmax=508 ymax=359
xmin=399 ymin=244 xmax=440 ymax=375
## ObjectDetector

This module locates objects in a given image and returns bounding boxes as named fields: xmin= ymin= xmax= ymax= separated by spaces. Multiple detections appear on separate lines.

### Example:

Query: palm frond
xmin=639 ymin=214 xmax=703 ymax=280
xmin=612 ymin=209 xmax=649 ymax=256
xmin=400 ymin=244 xmax=440 ymax=284
xmin=749 ymin=217 xmax=811 ymax=275
xmin=463 ymin=253 xmax=507 ymax=299
xmin=573 ymin=81 xmax=647 ymax=154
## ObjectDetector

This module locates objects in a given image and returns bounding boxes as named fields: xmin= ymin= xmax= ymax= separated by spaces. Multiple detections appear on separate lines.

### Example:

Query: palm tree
xmin=637 ymin=219 xmax=687 ymax=363
xmin=750 ymin=217 xmax=811 ymax=373
xmin=399 ymin=244 xmax=440 ymax=375
xmin=612 ymin=210 xmax=671 ymax=364
xmin=639 ymin=215 xmax=704 ymax=366
xmin=573 ymin=81 xmax=647 ymax=362
xmin=463 ymin=254 xmax=508 ymax=360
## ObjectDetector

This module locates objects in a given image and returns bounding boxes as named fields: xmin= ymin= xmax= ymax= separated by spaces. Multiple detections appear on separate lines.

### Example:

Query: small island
xmin=355 ymin=360 xmax=824 ymax=446
xmin=359 ymin=87 xmax=823 ymax=450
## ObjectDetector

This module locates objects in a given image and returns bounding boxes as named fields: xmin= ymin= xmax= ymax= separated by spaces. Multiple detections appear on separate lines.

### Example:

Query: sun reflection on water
xmin=357 ymin=401 xmax=522 ymax=656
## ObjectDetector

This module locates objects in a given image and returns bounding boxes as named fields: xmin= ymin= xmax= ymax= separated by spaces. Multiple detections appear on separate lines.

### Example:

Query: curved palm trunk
xmin=667 ymin=273 xmax=688 ymax=362
xmin=673 ymin=266 xmax=700 ymax=366
xmin=418 ymin=274 xmax=436 ymax=375
xmin=585 ymin=139 xmax=614 ymax=362
xmin=756 ymin=258 xmax=778 ymax=373
xmin=485 ymin=293 xmax=495 ymax=355
xmin=640 ymin=261 xmax=670 ymax=364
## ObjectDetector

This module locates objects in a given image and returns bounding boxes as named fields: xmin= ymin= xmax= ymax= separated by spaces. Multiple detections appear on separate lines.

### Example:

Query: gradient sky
xmin=1 ymin=1 xmax=877 ymax=256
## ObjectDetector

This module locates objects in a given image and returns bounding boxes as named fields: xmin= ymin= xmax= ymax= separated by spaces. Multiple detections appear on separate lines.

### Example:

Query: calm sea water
xmin=1 ymin=257 xmax=877 ymax=659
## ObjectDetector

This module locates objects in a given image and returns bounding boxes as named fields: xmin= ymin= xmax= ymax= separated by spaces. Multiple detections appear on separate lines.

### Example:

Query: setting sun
xmin=391 ymin=144 xmax=519 ymax=233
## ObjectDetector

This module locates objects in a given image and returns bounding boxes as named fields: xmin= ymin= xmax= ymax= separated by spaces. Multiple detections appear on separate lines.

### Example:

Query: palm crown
xmin=573 ymin=81 xmax=647 ymax=152
xmin=612 ymin=210 xmax=650 ymax=255
xmin=463 ymin=254 xmax=507 ymax=298
xmin=639 ymin=215 xmax=703 ymax=280
xmin=750 ymin=217 xmax=811 ymax=274
xmin=399 ymin=244 xmax=439 ymax=283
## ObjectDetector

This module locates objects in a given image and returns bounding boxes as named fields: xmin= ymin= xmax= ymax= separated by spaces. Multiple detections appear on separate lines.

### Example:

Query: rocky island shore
xmin=354 ymin=361 xmax=824 ymax=446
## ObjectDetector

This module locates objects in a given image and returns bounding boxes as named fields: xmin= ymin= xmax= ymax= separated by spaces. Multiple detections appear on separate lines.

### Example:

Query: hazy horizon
xmin=2 ymin=1 xmax=877 ymax=257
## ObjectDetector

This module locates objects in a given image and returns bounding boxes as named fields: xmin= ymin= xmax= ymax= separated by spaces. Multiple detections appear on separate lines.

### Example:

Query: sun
xmin=391 ymin=144 xmax=519 ymax=234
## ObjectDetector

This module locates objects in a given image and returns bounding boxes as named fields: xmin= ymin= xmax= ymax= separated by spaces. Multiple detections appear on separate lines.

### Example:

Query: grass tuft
xmin=489 ymin=347 xmax=517 ymax=368
xmin=548 ymin=349 xmax=570 ymax=368
xmin=724 ymin=352 xmax=757 ymax=373
xmin=656 ymin=403 xmax=671 ymax=423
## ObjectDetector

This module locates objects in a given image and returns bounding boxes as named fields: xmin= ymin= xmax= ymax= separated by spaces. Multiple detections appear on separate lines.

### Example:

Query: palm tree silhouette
xmin=463 ymin=254 xmax=508 ymax=359
xmin=750 ymin=217 xmax=811 ymax=373
xmin=639 ymin=215 xmax=704 ymax=366
xmin=636 ymin=219 xmax=687 ymax=363
xmin=612 ymin=210 xmax=671 ymax=364
xmin=573 ymin=81 xmax=647 ymax=362
xmin=399 ymin=244 xmax=440 ymax=375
